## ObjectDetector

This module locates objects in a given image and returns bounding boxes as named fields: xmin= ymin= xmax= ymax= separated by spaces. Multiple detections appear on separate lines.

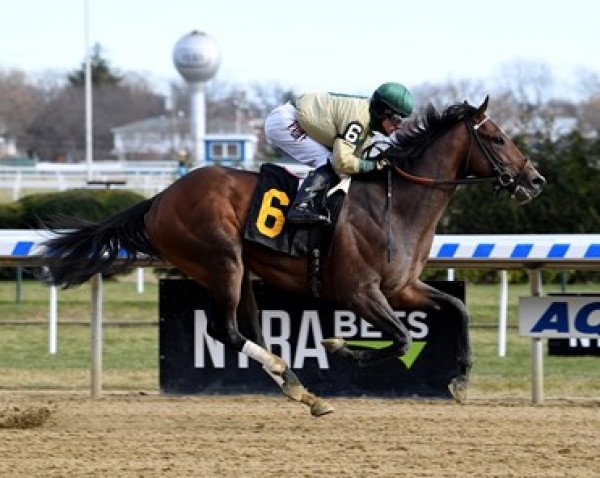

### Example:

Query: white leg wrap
xmin=242 ymin=340 xmax=285 ymax=374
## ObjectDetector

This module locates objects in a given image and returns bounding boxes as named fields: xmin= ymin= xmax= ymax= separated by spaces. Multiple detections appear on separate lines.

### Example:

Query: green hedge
xmin=0 ymin=189 xmax=147 ymax=229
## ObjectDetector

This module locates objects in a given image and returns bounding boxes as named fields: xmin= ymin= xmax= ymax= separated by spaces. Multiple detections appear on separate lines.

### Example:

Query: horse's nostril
xmin=532 ymin=175 xmax=546 ymax=187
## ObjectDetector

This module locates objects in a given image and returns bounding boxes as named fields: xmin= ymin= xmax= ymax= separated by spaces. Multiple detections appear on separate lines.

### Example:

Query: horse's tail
xmin=40 ymin=197 xmax=158 ymax=288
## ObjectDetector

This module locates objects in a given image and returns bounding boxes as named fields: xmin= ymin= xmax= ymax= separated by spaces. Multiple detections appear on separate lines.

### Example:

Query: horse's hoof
xmin=450 ymin=377 xmax=468 ymax=404
xmin=299 ymin=392 xmax=333 ymax=417
xmin=321 ymin=337 xmax=345 ymax=353
xmin=310 ymin=399 xmax=334 ymax=417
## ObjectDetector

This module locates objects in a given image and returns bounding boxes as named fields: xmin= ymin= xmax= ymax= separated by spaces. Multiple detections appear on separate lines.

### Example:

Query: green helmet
xmin=369 ymin=82 xmax=414 ymax=132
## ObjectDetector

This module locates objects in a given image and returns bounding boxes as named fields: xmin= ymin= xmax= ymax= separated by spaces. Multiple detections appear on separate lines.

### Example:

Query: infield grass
xmin=0 ymin=271 xmax=599 ymax=398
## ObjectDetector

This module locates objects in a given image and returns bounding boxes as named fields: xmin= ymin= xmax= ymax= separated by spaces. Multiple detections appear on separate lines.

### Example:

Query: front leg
xmin=323 ymin=282 xmax=412 ymax=366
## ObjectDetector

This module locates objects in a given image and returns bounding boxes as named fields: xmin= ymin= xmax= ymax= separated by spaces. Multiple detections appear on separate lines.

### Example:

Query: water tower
xmin=172 ymin=30 xmax=221 ymax=168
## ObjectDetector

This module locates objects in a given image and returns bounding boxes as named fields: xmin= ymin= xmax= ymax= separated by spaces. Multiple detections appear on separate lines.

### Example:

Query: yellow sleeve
xmin=331 ymin=137 xmax=360 ymax=175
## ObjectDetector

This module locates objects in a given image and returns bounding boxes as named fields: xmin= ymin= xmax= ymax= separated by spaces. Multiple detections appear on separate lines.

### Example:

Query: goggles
xmin=388 ymin=112 xmax=406 ymax=125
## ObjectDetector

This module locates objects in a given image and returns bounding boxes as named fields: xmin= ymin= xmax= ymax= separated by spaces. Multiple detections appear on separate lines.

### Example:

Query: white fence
xmin=0 ymin=160 xmax=310 ymax=200
xmin=0 ymin=161 xmax=180 ymax=199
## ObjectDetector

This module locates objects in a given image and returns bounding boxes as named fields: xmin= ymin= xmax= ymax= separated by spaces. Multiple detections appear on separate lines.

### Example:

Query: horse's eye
xmin=492 ymin=136 xmax=505 ymax=146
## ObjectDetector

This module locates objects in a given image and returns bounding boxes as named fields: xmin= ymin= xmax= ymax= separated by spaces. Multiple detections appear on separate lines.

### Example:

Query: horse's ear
xmin=477 ymin=95 xmax=490 ymax=115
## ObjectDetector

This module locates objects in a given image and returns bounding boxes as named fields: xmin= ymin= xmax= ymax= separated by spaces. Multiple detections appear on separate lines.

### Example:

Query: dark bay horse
xmin=41 ymin=97 xmax=545 ymax=416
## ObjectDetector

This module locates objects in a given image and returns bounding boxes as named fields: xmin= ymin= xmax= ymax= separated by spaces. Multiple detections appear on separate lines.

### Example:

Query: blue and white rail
xmin=0 ymin=230 xmax=49 ymax=262
xmin=429 ymin=234 xmax=600 ymax=268
xmin=3 ymin=231 xmax=600 ymax=268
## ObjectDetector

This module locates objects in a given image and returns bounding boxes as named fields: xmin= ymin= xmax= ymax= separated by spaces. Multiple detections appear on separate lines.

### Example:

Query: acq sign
xmin=519 ymin=296 xmax=600 ymax=338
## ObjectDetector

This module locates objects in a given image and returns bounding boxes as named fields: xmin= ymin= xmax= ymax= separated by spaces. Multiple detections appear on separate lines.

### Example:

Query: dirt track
xmin=0 ymin=392 xmax=599 ymax=477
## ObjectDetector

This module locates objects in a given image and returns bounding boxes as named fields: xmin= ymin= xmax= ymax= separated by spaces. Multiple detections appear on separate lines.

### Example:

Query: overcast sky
xmin=2 ymin=0 xmax=599 ymax=99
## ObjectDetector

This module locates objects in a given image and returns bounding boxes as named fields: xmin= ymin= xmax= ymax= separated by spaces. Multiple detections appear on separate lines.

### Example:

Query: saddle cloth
xmin=244 ymin=163 xmax=344 ymax=257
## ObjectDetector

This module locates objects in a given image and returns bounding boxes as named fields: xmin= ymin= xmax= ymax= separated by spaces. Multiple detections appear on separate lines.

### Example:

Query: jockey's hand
xmin=358 ymin=158 xmax=376 ymax=173
xmin=358 ymin=157 xmax=390 ymax=173
xmin=376 ymin=158 xmax=390 ymax=170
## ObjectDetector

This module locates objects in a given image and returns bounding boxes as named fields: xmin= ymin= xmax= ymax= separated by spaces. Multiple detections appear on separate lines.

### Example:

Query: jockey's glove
xmin=358 ymin=158 xmax=389 ymax=173
xmin=358 ymin=158 xmax=376 ymax=173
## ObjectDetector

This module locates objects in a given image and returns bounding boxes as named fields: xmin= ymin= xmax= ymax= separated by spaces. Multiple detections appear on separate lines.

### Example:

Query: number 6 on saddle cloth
xmin=244 ymin=163 xmax=345 ymax=263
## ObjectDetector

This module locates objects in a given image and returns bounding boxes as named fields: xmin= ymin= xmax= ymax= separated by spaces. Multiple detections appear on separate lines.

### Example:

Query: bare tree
xmin=494 ymin=60 xmax=556 ymax=135
xmin=412 ymin=78 xmax=486 ymax=114
xmin=0 ymin=69 xmax=46 ymax=155
xmin=575 ymin=68 xmax=600 ymax=134
xmin=9 ymin=52 xmax=597 ymax=164
xmin=24 ymin=73 xmax=166 ymax=161
xmin=574 ymin=67 xmax=600 ymax=100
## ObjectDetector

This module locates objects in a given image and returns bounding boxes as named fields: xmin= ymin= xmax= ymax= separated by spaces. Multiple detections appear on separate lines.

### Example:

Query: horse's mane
xmin=389 ymin=101 xmax=478 ymax=160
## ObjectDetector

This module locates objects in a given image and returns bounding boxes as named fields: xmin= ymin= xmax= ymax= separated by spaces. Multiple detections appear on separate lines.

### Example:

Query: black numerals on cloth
xmin=341 ymin=122 xmax=364 ymax=144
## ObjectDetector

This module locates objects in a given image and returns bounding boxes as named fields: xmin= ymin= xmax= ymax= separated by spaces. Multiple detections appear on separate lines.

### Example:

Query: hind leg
xmin=420 ymin=284 xmax=472 ymax=402
xmin=388 ymin=280 xmax=472 ymax=402
xmin=322 ymin=278 xmax=472 ymax=402
xmin=198 ymin=250 xmax=332 ymax=417
xmin=205 ymin=261 xmax=287 ymax=375
xmin=149 ymin=193 xmax=331 ymax=416
xmin=235 ymin=270 xmax=333 ymax=416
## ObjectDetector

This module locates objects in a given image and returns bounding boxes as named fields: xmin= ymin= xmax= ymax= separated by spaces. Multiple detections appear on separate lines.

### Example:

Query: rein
xmin=384 ymin=118 xmax=504 ymax=188
xmin=391 ymin=162 xmax=497 ymax=187
xmin=379 ymin=115 xmax=524 ymax=262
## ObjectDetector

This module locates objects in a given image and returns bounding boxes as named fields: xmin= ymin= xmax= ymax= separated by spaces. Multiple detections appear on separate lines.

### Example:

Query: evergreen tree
xmin=439 ymin=133 xmax=600 ymax=234
xmin=68 ymin=43 xmax=123 ymax=87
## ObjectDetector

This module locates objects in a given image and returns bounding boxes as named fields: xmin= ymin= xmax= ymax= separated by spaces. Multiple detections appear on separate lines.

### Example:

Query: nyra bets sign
xmin=159 ymin=279 xmax=464 ymax=398
xmin=519 ymin=296 xmax=600 ymax=338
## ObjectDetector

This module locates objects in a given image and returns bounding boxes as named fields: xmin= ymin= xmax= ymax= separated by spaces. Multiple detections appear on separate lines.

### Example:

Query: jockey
xmin=264 ymin=82 xmax=414 ymax=225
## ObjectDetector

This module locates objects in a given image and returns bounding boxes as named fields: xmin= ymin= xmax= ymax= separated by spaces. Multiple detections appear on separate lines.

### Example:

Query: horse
xmin=40 ymin=96 xmax=545 ymax=416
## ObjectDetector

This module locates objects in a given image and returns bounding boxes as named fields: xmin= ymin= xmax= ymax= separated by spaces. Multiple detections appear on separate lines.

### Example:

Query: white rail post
xmin=48 ymin=285 xmax=58 ymax=354
xmin=447 ymin=268 xmax=455 ymax=281
xmin=13 ymin=171 xmax=21 ymax=201
xmin=90 ymin=273 xmax=103 ymax=398
xmin=136 ymin=267 xmax=145 ymax=294
xmin=528 ymin=269 xmax=544 ymax=405
xmin=498 ymin=270 xmax=508 ymax=357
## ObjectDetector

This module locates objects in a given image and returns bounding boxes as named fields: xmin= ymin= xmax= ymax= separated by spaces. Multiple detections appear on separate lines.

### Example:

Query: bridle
xmin=381 ymin=115 xmax=531 ymax=192
xmin=376 ymin=114 xmax=533 ymax=262
xmin=466 ymin=116 xmax=532 ymax=192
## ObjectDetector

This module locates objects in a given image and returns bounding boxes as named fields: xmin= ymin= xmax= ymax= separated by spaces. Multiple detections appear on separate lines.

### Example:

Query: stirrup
xmin=287 ymin=205 xmax=330 ymax=225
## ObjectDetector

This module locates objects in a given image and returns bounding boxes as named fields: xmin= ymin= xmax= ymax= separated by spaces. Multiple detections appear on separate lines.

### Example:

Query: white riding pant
xmin=263 ymin=103 xmax=331 ymax=169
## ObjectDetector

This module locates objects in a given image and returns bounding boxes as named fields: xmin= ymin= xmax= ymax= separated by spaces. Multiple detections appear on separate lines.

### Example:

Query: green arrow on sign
xmin=345 ymin=340 xmax=426 ymax=369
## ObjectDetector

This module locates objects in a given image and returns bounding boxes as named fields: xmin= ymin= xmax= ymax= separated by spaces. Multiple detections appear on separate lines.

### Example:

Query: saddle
xmin=244 ymin=163 xmax=345 ymax=296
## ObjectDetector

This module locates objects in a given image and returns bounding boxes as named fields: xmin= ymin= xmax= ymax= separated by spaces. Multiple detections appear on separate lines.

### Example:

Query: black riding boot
xmin=287 ymin=164 xmax=335 ymax=225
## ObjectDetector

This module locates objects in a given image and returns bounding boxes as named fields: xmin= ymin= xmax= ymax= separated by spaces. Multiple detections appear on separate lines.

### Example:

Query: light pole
xmin=172 ymin=31 xmax=221 ymax=169
xmin=84 ymin=0 xmax=93 ymax=181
